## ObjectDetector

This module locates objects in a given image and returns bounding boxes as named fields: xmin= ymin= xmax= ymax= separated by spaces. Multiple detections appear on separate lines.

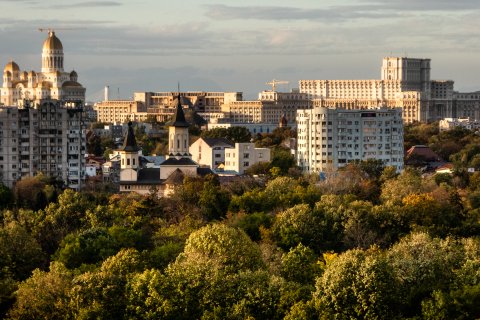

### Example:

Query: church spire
xmin=170 ymin=95 xmax=190 ymax=128
xmin=120 ymin=121 xmax=140 ymax=152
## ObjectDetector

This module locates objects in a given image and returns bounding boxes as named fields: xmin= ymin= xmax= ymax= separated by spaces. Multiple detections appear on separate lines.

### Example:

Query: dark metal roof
xmin=119 ymin=168 xmax=161 ymax=185
xmin=202 ymin=137 xmax=234 ymax=148
xmin=168 ymin=96 xmax=190 ymax=127
xmin=119 ymin=122 xmax=140 ymax=152
xmin=197 ymin=167 xmax=214 ymax=176
xmin=161 ymin=157 xmax=198 ymax=166
xmin=164 ymin=168 xmax=185 ymax=185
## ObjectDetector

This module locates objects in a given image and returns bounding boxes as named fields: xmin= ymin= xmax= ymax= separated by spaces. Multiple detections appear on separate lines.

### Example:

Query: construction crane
xmin=38 ymin=27 xmax=78 ymax=33
xmin=266 ymin=79 xmax=289 ymax=92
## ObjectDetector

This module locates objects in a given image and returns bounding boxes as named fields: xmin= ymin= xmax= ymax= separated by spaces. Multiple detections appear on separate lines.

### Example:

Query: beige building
xmin=1 ymin=31 xmax=85 ymax=107
xmin=224 ymin=143 xmax=271 ymax=174
xmin=95 ymin=91 xmax=242 ymax=124
xmin=220 ymin=90 xmax=309 ymax=125
xmin=296 ymin=107 xmax=404 ymax=173
xmin=189 ymin=137 xmax=234 ymax=170
xmin=300 ymin=57 xmax=480 ymax=123
xmin=95 ymin=100 xmax=147 ymax=124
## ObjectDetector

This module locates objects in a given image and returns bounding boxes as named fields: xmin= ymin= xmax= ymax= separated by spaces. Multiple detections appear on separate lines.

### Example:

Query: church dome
xmin=28 ymin=70 xmax=36 ymax=77
xmin=43 ymin=31 xmax=63 ymax=51
xmin=4 ymin=61 xmax=20 ymax=73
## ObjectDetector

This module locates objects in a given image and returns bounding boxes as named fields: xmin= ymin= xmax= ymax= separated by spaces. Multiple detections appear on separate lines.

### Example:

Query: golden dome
xmin=4 ymin=61 xmax=20 ymax=73
xmin=43 ymin=31 xmax=63 ymax=51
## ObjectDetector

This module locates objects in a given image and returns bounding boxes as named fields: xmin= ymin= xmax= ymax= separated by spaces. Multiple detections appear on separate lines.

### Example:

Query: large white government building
xmin=0 ymin=31 xmax=86 ymax=189
xmin=296 ymin=107 xmax=404 ymax=173
xmin=300 ymin=57 xmax=480 ymax=123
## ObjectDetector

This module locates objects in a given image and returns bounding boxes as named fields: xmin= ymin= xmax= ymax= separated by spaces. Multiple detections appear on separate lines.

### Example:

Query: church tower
xmin=42 ymin=31 xmax=64 ymax=73
xmin=167 ymin=96 xmax=191 ymax=159
xmin=119 ymin=122 xmax=140 ymax=181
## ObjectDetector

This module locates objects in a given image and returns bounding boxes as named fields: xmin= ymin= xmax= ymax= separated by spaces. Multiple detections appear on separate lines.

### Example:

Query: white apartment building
xmin=189 ymin=137 xmax=234 ymax=170
xmin=300 ymin=57 xmax=480 ymax=124
xmin=296 ymin=107 xmax=404 ymax=174
xmin=0 ymin=100 xmax=86 ymax=189
xmin=224 ymin=143 xmax=271 ymax=174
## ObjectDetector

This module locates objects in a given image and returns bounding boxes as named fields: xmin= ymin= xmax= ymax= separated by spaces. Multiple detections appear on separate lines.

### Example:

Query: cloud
xmin=356 ymin=0 xmax=480 ymax=11
xmin=52 ymin=1 xmax=123 ymax=9
xmin=204 ymin=2 xmax=479 ymax=23
xmin=204 ymin=4 xmax=388 ymax=22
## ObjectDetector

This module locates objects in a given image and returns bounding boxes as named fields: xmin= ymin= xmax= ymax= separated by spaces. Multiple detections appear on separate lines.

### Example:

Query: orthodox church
xmin=118 ymin=96 xmax=212 ymax=196
xmin=1 ymin=31 xmax=85 ymax=107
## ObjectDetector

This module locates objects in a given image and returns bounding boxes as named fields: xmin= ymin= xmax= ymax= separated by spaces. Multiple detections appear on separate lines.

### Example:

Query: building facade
xmin=0 ymin=100 xmax=85 ymax=189
xmin=224 ymin=143 xmax=271 ymax=174
xmin=189 ymin=137 xmax=234 ymax=170
xmin=220 ymin=90 xmax=309 ymax=125
xmin=95 ymin=91 xmax=242 ymax=124
xmin=1 ymin=31 xmax=85 ymax=107
xmin=439 ymin=117 xmax=480 ymax=132
xmin=296 ymin=107 xmax=404 ymax=173
xmin=299 ymin=57 xmax=480 ymax=123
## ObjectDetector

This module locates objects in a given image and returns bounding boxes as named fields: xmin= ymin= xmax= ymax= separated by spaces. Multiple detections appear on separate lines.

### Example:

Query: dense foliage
xmin=1 ymin=123 xmax=480 ymax=319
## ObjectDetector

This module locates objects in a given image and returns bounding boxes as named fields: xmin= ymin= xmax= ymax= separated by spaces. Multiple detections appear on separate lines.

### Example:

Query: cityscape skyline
xmin=1 ymin=0 xmax=480 ymax=101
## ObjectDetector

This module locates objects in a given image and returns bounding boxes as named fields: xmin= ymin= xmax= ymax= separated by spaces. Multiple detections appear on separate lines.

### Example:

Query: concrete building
xmin=296 ymin=107 xmax=404 ymax=174
xmin=0 ymin=100 xmax=85 ymax=189
xmin=220 ymin=90 xmax=309 ymax=125
xmin=439 ymin=118 xmax=480 ymax=132
xmin=300 ymin=57 xmax=480 ymax=123
xmin=95 ymin=91 xmax=242 ymax=124
xmin=189 ymin=137 xmax=234 ymax=170
xmin=1 ymin=31 xmax=85 ymax=107
xmin=224 ymin=143 xmax=271 ymax=174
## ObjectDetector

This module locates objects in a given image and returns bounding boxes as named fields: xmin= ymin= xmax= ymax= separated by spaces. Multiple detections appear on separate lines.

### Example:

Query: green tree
xmin=0 ymin=183 xmax=13 ymax=209
xmin=281 ymin=243 xmax=321 ymax=285
xmin=270 ymin=147 xmax=296 ymax=175
xmin=0 ymin=221 xmax=45 ymax=281
xmin=315 ymin=248 xmax=400 ymax=319
xmin=8 ymin=262 xmax=72 ymax=320
xmin=54 ymin=228 xmax=117 ymax=269
xmin=198 ymin=175 xmax=231 ymax=221
xmin=387 ymin=232 xmax=464 ymax=317
xmin=179 ymin=223 xmax=264 ymax=273
xmin=69 ymin=248 xmax=143 ymax=319
xmin=380 ymin=168 xmax=424 ymax=204
xmin=201 ymin=127 xmax=251 ymax=143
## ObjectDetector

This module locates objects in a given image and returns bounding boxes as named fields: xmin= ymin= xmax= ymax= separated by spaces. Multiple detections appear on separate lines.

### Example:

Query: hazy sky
xmin=1 ymin=0 xmax=479 ymax=101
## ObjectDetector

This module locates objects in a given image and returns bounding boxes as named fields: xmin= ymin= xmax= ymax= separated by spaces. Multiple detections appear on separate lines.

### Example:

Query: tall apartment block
xmin=296 ymin=107 xmax=404 ymax=173
xmin=300 ymin=57 xmax=480 ymax=123
xmin=0 ymin=31 xmax=86 ymax=189
xmin=0 ymin=100 xmax=85 ymax=189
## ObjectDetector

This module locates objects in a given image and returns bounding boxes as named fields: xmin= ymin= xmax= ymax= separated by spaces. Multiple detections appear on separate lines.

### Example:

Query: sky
xmin=1 ymin=0 xmax=480 ymax=102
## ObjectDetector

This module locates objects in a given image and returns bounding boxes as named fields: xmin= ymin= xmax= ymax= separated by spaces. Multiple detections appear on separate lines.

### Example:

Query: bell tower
xmin=167 ymin=96 xmax=191 ymax=159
